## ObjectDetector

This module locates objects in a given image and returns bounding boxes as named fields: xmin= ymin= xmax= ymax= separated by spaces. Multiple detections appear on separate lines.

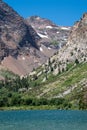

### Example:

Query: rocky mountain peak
xmin=26 ymin=16 xmax=71 ymax=50
xmin=28 ymin=16 xmax=41 ymax=21
xmin=27 ymin=15 xmax=57 ymax=27
xmin=71 ymin=13 xmax=87 ymax=32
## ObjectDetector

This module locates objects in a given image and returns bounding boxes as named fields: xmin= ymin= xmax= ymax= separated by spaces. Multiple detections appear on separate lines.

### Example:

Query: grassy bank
xmin=0 ymin=105 xmax=79 ymax=111
xmin=0 ymin=105 xmax=61 ymax=111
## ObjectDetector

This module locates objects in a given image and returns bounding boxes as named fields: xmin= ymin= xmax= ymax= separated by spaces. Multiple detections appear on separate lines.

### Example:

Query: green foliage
xmin=25 ymin=98 xmax=33 ymax=105
xmin=0 ymin=69 xmax=18 ymax=79
xmin=0 ymin=99 xmax=4 ymax=107
xmin=75 ymin=59 xmax=79 ymax=64
xmin=10 ymin=95 xmax=22 ymax=106
xmin=51 ymin=40 xmax=59 ymax=46
xmin=49 ymin=98 xmax=64 ymax=105
xmin=66 ymin=63 xmax=74 ymax=71
xmin=0 ymin=62 xmax=87 ymax=110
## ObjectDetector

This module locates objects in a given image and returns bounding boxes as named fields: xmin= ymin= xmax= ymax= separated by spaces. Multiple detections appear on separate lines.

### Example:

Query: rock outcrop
xmin=54 ymin=13 xmax=87 ymax=65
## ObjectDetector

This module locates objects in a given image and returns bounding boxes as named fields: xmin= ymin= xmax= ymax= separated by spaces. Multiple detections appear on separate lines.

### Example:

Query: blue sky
xmin=4 ymin=0 xmax=87 ymax=26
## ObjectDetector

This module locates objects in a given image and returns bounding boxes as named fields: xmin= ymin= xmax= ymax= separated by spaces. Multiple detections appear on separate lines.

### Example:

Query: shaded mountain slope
xmin=0 ymin=0 xmax=40 ymax=62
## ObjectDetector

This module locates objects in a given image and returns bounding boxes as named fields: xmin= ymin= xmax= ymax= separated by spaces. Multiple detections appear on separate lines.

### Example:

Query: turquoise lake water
xmin=0 ymin=110 xmax=87 ymax=130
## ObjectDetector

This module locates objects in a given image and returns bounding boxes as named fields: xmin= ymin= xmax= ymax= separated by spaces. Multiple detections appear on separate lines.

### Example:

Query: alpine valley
xmin=0 ymin=0 xmax=87 ymax=110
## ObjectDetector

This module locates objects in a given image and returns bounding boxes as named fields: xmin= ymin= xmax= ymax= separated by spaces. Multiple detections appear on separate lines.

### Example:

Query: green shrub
xmin=75 ymin=59 xmax=79 ymax=64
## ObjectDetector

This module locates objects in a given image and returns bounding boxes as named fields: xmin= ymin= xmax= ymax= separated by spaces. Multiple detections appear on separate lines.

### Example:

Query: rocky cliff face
xmin=53 ymin=13 xmax=87 ymax=66
xmin=0 ymin=0 xmax=40 ymax=61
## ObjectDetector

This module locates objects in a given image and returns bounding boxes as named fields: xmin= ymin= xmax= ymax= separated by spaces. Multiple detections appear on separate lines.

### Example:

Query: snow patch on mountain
xmin=57 ymin=31 xmax=60 ymax=34
xmin=37 ymin=33 xmax=48 ymax=38
xmin=61 ymin=27 xmax=71 ymax=30
xmin=46 ymin=26 xmax=53 ymax=29
xmin=40 ymin=47 xmax=43 ymax=52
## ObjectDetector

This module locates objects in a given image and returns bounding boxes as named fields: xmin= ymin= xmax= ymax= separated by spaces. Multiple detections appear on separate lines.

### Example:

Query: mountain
xmin=26 ymin=16 xmax=71 ymax=49
xmin=0 ymin=0 xmax=57 ymax=76
xmin=0 ymin=0 xmax=71 ymax=76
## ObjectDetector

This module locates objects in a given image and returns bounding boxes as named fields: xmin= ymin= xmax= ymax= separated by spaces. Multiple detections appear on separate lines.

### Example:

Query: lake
xmin=0 ymin=110 xmax=87 ymax=130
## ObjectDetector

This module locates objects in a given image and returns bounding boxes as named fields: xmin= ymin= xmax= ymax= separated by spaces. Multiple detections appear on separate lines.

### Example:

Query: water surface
xmin=0 ymin=110 xmax=87 ymax=130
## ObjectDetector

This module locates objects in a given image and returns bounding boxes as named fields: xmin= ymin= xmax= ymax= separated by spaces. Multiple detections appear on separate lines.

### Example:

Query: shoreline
xmin=0 ymin=105 xmax=80 ymax=111
xmin=0 ymin=105 xmax=59 ymax=111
